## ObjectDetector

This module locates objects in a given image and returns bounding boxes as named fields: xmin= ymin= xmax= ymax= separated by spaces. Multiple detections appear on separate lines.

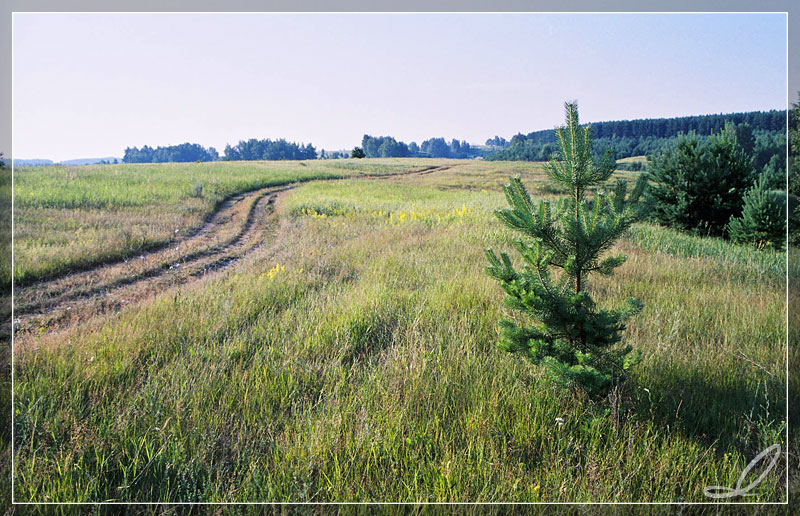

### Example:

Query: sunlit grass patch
xmin=285 ymin=179 xmax=499 ymax=228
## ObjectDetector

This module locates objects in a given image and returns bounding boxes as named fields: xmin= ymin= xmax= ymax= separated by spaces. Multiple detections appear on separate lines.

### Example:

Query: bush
xmin=727 ymin=173 xmax=786 ymax=250
xmin=189 ymin=181 xmax=204 ymax=198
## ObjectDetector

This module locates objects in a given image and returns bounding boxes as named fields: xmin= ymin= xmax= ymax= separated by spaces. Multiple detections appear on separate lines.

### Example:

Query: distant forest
xmin=123 ymin=139 xmax=316 ymax=163
xmin=118 ymin=109 xmax=786 ymax=166
xmin=361 ymin=135 xmax=483 ymax=159
xmin=223 ymin=139 xmax=317 ymax=161
xmin=123 ymin=143 xmax=219 ymax=163
xmin=488 ymin=109 xmax=786 ymax=162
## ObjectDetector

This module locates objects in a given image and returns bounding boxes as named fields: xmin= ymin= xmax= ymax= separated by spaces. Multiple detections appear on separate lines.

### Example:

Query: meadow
xmin=11 ymin=159 xmax=451 ymax=286
xmin=9 ymin=158 xmax=793 ymax=505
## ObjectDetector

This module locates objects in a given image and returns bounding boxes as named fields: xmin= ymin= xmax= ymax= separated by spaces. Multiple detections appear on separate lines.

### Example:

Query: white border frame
xmin=9 ymin=10 xmax=792 ymax=506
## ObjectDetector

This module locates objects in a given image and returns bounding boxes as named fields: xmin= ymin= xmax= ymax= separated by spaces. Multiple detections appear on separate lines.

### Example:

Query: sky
xmin=12 ymin=12 xmax=787 ymax=162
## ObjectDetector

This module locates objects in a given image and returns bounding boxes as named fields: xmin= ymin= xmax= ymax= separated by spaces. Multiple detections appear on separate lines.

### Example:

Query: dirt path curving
xmin=12 ymin=164 xmax=453 ymax=338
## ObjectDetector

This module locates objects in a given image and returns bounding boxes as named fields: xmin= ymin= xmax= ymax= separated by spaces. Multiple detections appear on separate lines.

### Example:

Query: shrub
xmin=727 ymin=173 xmax=787 ymax=250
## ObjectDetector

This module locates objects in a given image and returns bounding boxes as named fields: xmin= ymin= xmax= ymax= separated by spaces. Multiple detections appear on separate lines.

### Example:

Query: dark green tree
xmin=485 ymin=102 xmax=649 ymax=396
xmin=124 ymin=143 xmax=218 ymax=163
xmin=487 ymin=109 xmax=785 ymax=165
xmin=734 ymin=123 xmax=755 ymax=157
xmin=647 ymin=124 xmax=753 ymax=237
xmin=790 ymin=95 xmax=800 ymax=196
xmin=728 ymin=172 xmax=787 ymax=250
xmin=789 ymin=93 xmax=800 ymax=244
xmin=421 ymin=137 xmax=450 ymax=158
xmin=351 ymin=147 xmax=365 ymax=158
xmin=761 ymin=154 xmax=785 ymax=191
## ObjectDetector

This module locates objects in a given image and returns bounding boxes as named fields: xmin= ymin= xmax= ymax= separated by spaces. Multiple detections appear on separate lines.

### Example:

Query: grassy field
xmin=9 ymin=158 xmax=792 ymax=504
xmin=11 ymin=159 xmax=452 ymax=286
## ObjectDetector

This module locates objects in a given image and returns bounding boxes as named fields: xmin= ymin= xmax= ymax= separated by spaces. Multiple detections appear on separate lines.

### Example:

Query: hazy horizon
xmin=13 ymin=12 xmax=787 ymax=162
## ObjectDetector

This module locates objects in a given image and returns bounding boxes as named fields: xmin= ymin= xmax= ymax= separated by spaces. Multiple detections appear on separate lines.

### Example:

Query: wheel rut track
xmin=18 ymin=187 xmax=287 ymax=314
xmin=13 ymin=164 xmax=453 ymax=338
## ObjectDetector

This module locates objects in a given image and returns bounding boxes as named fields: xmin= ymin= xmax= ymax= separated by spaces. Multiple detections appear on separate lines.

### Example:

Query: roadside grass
xmin=12 ymin=158 xmax=442 ymax=285
xmin=12 ymin=168 xmax=787 ymax=503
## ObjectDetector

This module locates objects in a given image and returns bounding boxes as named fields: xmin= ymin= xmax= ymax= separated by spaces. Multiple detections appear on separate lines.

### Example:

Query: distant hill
xmin=59 ymin=157 xmax=121 ymax=166
xmin=13 ymin=159 xmax=55 ymax=166
xmin=13 ymin=157 xmax=121 ymax=167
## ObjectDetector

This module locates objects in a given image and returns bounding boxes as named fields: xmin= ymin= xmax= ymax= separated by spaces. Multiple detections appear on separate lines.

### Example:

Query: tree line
xmin=487 ymin=109 xmax=786 ymax=163
xmin=119 ymin=109 xmax=785 ymax=165
xmin=358 ymin=135 xmax=484 ymax=159
xmin=123 ymin=139 xmax=316 ymax=163
xmin=123 ymin=143 xmax=219 ymax=163
xmin=222 ymin=139 xmax=317 ymax=161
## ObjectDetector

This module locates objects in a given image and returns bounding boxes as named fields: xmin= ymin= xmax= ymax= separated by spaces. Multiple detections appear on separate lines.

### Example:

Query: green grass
xmin=627 ymin=223 xmax=786 ymax=283
xmin=11 ymin=159 xmax=789 ymax=503
xmin=12 ymin=158 xmax=442 ymax=285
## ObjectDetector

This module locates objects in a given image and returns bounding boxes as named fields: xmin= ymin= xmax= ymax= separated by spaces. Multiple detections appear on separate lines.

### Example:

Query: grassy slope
xmin=10 ymin=161 xmax=790 ymax=503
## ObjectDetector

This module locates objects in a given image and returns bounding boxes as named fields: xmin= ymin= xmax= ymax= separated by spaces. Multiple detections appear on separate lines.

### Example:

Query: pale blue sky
xmin=13 ymin=12 xmax=787 ymax=161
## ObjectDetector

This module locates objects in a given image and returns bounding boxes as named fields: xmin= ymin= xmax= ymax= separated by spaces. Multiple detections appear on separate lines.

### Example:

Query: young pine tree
xmin=647 ymin=124 xmax=753 ymax=237
xmin=727 ymin=172 xmax=786 ymax=250
xmin=485 ymin=102 xmax=649 ymax=397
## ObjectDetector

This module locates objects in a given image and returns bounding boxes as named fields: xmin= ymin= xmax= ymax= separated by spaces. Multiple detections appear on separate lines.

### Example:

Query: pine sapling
xmin=727 ymin=172 xmax=786 ymax=250
xmin=485 ymin=102 xmax=649 ymax=397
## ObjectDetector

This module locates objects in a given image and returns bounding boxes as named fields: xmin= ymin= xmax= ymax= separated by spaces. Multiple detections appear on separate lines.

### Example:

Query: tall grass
xmin=12 ymin=167 xmax=787 ymax=503
xmin=627 ymin=224 xmax=786 ymax=283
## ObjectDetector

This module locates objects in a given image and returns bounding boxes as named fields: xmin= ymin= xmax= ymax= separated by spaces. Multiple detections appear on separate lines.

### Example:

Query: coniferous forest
xmin=488 ymin=109 xmax=786 ymax=163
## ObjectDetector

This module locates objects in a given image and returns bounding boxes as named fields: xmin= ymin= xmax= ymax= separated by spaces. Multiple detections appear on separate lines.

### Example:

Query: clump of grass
xmin=189 ymin=181 xmax=205 ymax=199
